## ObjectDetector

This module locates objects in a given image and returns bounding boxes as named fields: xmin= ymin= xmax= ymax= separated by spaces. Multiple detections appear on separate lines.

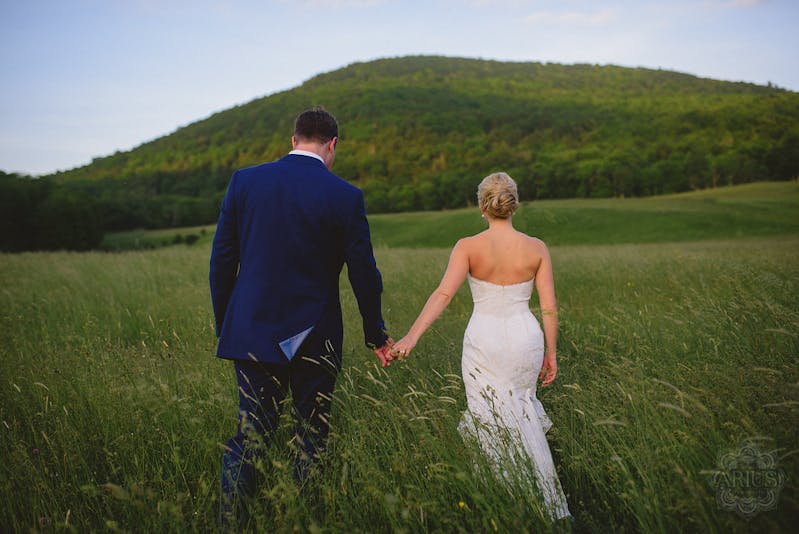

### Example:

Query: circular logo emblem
xmin=710 ymin=438 xmax=786 ymax=519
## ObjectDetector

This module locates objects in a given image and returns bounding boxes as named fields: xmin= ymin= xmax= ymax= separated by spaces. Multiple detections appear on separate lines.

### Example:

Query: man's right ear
xmin=291 ymin=135 xmax=297 ymax=148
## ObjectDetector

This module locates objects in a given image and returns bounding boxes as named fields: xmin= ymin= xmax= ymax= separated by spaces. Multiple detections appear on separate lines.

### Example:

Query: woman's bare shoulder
xmin=451 ymin=235 xmax=475 ymax=256
xmin=518 ymin=232 xmax=549 ymax=250
xmin=457 ymin=231 xmax=490 ymax=247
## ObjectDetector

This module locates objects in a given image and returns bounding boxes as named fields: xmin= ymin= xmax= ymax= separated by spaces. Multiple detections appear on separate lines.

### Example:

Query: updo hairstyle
xmin=477 ymin=172 xmax=519 ymax=219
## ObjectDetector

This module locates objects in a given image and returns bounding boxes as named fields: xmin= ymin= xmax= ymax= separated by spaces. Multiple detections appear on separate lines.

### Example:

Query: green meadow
xmin=1 ymin=182 xmax=797 ymax=532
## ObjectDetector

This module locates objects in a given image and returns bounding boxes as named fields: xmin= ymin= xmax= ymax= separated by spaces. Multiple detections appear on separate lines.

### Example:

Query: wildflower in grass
xmin=31 ymin=448 xmax=39 ymax=457
xmin=458 ymin=501 xmax=467 ymax=509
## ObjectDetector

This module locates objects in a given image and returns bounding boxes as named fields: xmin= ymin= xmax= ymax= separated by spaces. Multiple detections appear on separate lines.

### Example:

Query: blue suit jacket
xmin=209 ymin=154 xmax=387 ymax=364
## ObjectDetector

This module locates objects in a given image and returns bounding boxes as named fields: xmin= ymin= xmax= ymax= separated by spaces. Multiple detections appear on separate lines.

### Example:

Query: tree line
xmin=0 ymin=171 xmax=104 ymax=252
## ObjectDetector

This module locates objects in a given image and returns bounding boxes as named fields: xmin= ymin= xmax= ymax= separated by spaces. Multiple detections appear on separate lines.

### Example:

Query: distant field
xmin=2 ymin=181 xmax=797 ymax=532
xmin=101 ymin=225 xmax=215 ymax=251
xmin=102 ymin=181 xmax=799 ymax=250
xmin=368 ymin=181 xmax=799 ymax=247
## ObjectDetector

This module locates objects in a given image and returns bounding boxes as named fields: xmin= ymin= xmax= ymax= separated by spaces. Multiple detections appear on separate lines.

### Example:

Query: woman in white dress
xmin=391 ymin=172 xmax=571 ymax=521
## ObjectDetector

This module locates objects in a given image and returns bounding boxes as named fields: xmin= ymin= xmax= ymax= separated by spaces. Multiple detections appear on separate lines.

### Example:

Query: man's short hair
xmin=294 ymin=107 xmax=338 ymax=144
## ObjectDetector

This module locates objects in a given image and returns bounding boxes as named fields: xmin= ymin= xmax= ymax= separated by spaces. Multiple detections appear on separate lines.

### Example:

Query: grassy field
xmin=368 ymin=181 xmax=799 ymax=248
xmin=102 ymin=181 xmax=799 ymax=251
xmin=1 ymin=182 xmax=798 ymax=532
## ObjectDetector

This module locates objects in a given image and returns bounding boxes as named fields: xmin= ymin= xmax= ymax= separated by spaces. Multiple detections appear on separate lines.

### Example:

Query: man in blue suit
xmin=210 ymin=107 xmax=393 ymax=522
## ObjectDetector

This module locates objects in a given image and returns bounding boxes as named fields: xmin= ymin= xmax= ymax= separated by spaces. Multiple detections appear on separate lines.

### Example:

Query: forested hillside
xmin=3 ymin=56 xmax=798 ymax=249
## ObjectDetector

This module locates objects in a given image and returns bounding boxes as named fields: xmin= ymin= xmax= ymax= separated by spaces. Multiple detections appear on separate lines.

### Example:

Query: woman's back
xmin=465 ymin=228 xmax=546 ymax=286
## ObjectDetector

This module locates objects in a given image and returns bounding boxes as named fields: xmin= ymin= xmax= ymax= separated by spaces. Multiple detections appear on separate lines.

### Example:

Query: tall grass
xmin=1 ymin=234 xmax=796 ymax=532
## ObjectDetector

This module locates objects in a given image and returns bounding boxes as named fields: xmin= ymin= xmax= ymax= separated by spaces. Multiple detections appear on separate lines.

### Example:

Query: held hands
xmin=539 ymin=352 xmax=558 ymax=387
xmin=371 ymin=334 xmax=415 ymax=367
xmin=390 ymin=334 xmax=417 ymax=361
xmin=372 ymin=337 xmax=395 ymax=367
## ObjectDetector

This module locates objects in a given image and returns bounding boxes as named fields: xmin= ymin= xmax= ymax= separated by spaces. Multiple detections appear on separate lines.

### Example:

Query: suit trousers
xmin=220 ymin=330 xmax=340 ymax=521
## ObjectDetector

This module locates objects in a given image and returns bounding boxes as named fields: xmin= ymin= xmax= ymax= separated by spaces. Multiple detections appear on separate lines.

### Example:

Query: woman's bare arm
xmin=392 ymin=240 xmax=470 ymax=357
xmin=534 ymin=241 xmax=559 ymax=386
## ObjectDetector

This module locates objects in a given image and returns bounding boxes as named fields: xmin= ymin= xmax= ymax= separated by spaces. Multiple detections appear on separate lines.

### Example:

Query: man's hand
xmin=372 ymin=337 xmax=395 ymax=367
xmin=539 ymin=352 xmax=558 ymax=387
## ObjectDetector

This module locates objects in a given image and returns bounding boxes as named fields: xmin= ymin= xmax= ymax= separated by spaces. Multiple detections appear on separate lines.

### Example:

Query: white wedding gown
xmin=458 ymin=274 xmax=571 ymax=520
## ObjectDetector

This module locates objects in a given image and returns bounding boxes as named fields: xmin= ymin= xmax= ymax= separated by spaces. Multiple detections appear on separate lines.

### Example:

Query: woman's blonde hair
xmin=477 ymin=172 xmax=519 ymax=219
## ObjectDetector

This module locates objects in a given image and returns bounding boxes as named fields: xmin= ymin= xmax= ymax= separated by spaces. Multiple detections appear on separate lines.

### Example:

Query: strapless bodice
xmin=467 ymin=274 xmax=534 ymax=318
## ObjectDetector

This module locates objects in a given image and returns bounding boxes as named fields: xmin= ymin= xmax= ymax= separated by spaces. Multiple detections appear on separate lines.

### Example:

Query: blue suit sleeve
xmin=344 ymin=190 xmax=388 ymax=349
xmin=209 ymin=172 xmax=240 ymax=337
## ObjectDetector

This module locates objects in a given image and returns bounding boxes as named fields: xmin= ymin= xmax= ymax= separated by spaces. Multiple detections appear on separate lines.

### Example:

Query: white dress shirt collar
xmin=288 ymin=149 xmax=324 ymax=163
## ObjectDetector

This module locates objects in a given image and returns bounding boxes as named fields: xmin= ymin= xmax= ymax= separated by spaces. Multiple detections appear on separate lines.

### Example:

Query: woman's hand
xmin=539 ymin=353 xmax=558 ymax=387
xmin=391 ymin=335 xmax=418 ymax=360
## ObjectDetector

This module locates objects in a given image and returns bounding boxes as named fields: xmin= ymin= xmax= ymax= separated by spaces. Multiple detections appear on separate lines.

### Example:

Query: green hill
xmin=3 ymin=56 xmax=798 ymax=249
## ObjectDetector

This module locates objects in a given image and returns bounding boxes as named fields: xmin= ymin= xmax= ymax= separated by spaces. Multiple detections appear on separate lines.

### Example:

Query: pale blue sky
xmin=1 ymin=0 xmax=797 ymax=175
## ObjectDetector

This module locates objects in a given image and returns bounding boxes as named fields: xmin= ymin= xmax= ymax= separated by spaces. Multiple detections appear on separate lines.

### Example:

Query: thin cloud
xmin=701 ymin=0 xmax=767 ymax=9
xmin=640 ymin=0 xmax=766 ymax=23
xmin=462 ymin=0 xmax=539 ymax=6
xmin=289 ymin=0 xmax=386 ymax=7
xmin=526 ymin=8 xmax=618 ymax=27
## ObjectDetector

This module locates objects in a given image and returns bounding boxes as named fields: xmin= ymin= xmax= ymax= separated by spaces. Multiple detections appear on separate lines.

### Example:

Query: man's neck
xmin=289 ymin=149 xmax=324 ymax=163
xmin=292 ymin=142 xmax=324 ymax=155
xmin=291 ymin=137 xmax=333 ymax=169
